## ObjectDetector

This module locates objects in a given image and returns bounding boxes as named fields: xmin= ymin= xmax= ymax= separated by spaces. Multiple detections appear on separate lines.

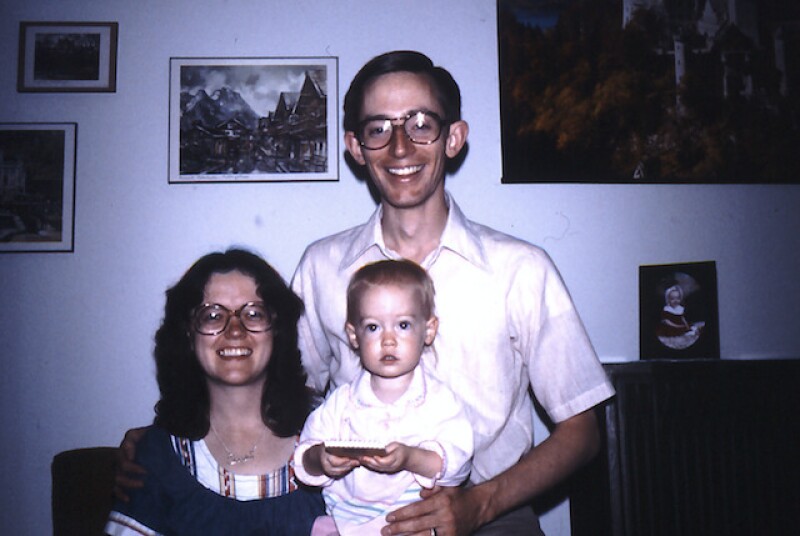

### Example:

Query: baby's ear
xmin=424 ymin=316 xmax=439 ymax=345
xmin=345 ymin=322 xmax=360 ymax=349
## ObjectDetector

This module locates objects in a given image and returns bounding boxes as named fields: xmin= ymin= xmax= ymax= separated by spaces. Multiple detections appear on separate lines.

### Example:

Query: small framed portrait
xmin=17 ymin=22 xmax=118 ymax=92
xmin=168 ymin=56 xmax=338 ymax=183
xmin=0 ymin=123 xmax=77 ymax=253
xmin=639 ymin=261 xmax=720 ymax=360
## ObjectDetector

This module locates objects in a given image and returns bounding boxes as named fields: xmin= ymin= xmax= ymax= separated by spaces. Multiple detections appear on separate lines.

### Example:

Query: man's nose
xmin=388 ymin=123 xmax=412 ymax=156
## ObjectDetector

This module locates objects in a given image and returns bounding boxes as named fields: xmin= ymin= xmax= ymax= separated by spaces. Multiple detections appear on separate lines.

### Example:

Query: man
xmin=291 ymin=50 xmax=614 ymax=535
xmin=117 ymin=50 xmax=614 ymax=536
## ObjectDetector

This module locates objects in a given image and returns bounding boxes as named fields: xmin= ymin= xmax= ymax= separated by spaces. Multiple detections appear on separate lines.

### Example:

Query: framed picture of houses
xmin=0 ymin=122 xmax=77 ymax=253
xmin=168 ymin=56 xmax=338 ymax=183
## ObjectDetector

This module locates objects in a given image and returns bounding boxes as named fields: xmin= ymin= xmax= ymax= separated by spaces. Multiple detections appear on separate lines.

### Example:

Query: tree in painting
xmin=499 ymin=0 xmax=800 ymax=182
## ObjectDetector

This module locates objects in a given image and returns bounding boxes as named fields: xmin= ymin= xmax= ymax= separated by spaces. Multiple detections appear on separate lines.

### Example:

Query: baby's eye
xmin=398 ymin=321 xmax=411 ymax=330
xmin=365 ymin=323 xmax=379 ymax=332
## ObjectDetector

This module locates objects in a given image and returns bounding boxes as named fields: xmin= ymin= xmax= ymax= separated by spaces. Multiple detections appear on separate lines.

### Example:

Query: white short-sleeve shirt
xmin=291 ymin=193 xmax=615 ymax=483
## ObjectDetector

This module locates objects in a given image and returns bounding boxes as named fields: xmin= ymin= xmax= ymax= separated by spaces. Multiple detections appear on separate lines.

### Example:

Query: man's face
xmin=345 ymin=71 xmax=467 ymax=211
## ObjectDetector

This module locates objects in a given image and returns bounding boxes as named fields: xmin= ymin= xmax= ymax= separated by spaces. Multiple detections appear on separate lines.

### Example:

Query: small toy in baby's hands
xmin=324 ymin=440 xmax=388 ymax=458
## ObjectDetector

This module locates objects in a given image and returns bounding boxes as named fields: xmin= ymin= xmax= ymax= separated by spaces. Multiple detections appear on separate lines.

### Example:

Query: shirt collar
xmin=351 ymin=364 xmax=428 ymax=409
xmin=339 ymin=192 xmax=489 ymax=271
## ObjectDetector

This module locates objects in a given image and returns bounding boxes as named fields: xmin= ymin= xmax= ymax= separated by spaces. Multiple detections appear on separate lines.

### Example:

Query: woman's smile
xmin=217 ymin=346 xmax=253 ymax=358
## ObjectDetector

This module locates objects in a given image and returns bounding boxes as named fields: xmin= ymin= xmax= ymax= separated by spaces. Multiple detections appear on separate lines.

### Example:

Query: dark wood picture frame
xmin=639 ymin=261 xmax=720 ymax=359
xmin=0 ymin=123 xmax=77 ymax=253
xmin=17 ymin=21 xmax=118 ymax=93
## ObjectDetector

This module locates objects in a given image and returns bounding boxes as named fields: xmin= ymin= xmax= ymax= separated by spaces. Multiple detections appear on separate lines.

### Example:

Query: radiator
xmin=570 ymin=359 xmax=800 ymax=536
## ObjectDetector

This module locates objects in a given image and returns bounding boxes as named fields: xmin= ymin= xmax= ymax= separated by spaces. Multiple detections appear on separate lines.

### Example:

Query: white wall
xmin=1 ymin=1 xmax=798 ymax=534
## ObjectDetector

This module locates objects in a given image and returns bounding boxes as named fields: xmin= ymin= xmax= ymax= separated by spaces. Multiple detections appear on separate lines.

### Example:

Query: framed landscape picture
xmin=168 ymin=56 xmax=338 ymax=183
xmin=639 ymin=261 xmax=720 ymax=360
xmin=498 ymin=0 xmax=800 ymax=183
xmin=0 ymin=123 xmax=77 ymax=253
xmin=17 ymin=21 xmax=118 ymax=92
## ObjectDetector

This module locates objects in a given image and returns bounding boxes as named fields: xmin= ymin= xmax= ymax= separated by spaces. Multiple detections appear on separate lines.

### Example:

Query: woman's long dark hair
xmin=153 ymin=248 xmax=313 ymax=439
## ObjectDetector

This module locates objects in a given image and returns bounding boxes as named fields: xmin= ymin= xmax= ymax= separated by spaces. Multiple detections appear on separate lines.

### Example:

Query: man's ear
xmin=444 ymin=120 xmax=469 ymax=158
xmin=424 ymin=316 xmax=439 ymax=346
xmin=345 ymin=322 xmax=360 ymax=349
xmin=344 ymin=131 xmax=366 ymax=166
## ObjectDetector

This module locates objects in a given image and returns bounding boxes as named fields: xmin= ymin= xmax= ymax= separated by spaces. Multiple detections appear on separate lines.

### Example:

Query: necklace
xmin=210 ymin=421 xmax=267 ymax=466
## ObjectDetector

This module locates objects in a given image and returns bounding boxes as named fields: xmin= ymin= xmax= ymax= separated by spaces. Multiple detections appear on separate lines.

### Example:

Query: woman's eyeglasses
xmin=191 ymin=302 xmax=272 ymax=335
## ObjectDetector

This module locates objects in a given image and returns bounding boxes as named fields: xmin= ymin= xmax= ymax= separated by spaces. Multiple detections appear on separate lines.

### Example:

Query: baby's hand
xmin=359 ymin=442 xmax=409 ymax=474
xmin=320 ymin=450 xmax=360 ymax=477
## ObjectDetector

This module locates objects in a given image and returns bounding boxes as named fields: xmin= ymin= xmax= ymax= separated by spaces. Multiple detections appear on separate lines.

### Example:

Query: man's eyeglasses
xmin=192 ymin=302 xmax=273 ymax=335
xmin=356 ymin=111 xmax=447 ymax=150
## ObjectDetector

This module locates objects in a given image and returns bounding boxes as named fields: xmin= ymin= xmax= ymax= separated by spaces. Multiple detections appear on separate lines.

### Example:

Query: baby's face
xmin=668 ymin=290 xmax=682 ymax=308
xmin=346 ymin=283 xmax=436 ymax=380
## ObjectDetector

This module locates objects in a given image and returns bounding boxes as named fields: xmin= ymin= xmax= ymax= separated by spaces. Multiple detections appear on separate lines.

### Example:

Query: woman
xmin=106 ymin=249 xmax=324 ymax=535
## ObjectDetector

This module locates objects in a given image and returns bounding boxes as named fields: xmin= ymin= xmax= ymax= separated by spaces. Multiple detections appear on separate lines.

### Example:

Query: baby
xmin=294 ymin=259 xmax=473 ymax=535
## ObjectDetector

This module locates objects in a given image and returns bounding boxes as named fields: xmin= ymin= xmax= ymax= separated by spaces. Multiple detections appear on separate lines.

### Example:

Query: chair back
xmin=52 ymin=446 xmax=117 ymax=536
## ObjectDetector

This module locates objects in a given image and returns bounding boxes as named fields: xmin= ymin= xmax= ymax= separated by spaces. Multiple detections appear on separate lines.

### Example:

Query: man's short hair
xmin=343 ymin=50 xmax=462 ymax=133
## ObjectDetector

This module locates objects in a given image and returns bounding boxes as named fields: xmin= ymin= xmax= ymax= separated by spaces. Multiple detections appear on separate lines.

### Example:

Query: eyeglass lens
xmin=358 ymin=111 xmax=443 ymax=149
xmin=193 ymin=302 xmax=271 ymax=335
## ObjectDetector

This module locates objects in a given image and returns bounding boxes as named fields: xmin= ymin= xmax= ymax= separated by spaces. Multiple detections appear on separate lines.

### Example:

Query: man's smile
xmin=388 ymin=164 xmax=423 ymax=176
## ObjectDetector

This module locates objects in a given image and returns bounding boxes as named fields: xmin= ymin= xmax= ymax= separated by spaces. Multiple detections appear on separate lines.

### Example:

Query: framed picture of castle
xmin=168 ymin=57 xmax=338 ymax=183
xmin=498 ymin=0 xmax=800 ymax=183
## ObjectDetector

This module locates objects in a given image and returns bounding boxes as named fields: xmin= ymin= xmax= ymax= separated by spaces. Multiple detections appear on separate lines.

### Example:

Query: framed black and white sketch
xmin=0 ymin=123 xmax=77 ymax=253
xmin=169 ymin=56 xmax=338 ymax=183
xmin=17 ymin=22 xmax=118 ymax=92
xmin=639 ymin=261 xmax=720 ymax=360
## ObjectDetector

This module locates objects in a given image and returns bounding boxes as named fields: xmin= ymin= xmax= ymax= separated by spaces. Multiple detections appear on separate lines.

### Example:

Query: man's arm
xmin=112 ymin=426 xmax=149 ymax=502
xmin=290 ymin=255 xmax=333 ymax=393
xmin=382 ymin=408 xmax=600 ymax=536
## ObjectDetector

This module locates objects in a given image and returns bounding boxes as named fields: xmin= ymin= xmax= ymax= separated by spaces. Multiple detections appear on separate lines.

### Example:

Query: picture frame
xmin=169 ymin=56 xmax=338 ymax=183
xmin=639 ymin=261 xmax=720 ymax=360
xmin=17 ymin=21 xmax=118 ymax=93
xmin=0 ymin=123 xmax=77 ymax=253
xmin=498 ymin=1 xmax=800 ymax=183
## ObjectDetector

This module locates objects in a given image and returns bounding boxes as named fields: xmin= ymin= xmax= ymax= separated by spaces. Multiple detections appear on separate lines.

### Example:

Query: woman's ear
xmin=445 ymin=120 xmax=469 ymax=158
xmin=344 ymin=131 xmax=367 ymax=166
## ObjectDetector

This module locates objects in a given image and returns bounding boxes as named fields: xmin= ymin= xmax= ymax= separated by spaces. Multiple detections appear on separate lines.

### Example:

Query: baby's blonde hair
xmin=346 ymin=259 xmax=436 ymax=324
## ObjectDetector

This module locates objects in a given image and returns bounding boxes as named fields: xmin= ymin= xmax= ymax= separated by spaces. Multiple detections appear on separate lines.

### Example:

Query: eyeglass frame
xmin=355 ymin=110 xmax=449 ymax=151
xmin=190 ymin=301 xmax=273 ymax=336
